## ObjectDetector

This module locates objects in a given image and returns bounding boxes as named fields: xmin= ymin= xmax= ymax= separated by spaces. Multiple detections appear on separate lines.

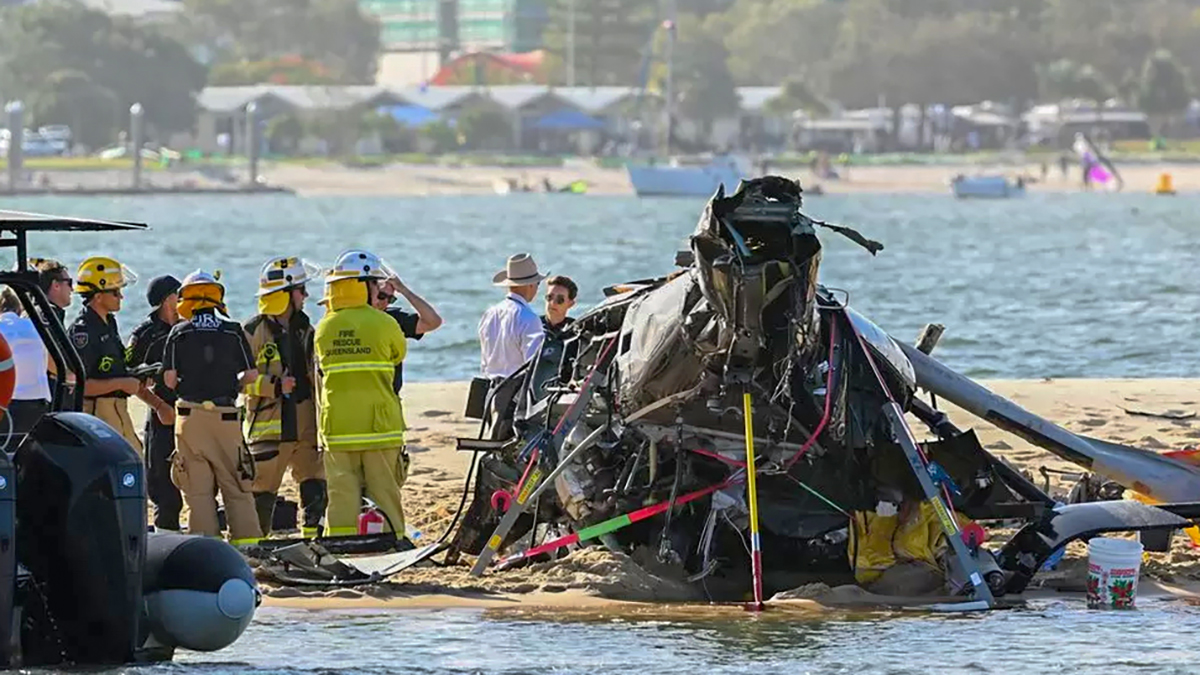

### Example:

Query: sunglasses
xmin=546 ymin=294 xmax=569 ymax=305
xmin=55 ymin=277 xmax=72 ymax=285
xmin=376 ymin=291 xmax=394 ymax=303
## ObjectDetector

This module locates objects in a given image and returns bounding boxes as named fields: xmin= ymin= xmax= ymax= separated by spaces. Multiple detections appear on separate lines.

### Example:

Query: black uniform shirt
xmin=541 ymin=315 xmax=575 ymax=342
xmin=126 ymin=313 xmax=177 ymax=405
xmin=385 ymin=308 xmax=424 ymax=394
xmin=69 ymin=305 xmax=130 ymax=397
xmin=163 ymin=309 xmax=254 ymax=405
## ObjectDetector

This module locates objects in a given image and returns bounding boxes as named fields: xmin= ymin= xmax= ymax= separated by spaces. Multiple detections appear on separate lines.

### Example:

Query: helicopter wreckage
xmin=447 ymin=176 xmax=1200 ymax=608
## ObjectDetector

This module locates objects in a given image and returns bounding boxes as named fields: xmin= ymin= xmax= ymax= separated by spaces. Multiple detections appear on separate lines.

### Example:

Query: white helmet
xmin=257 ymin=256 xmax=321 ymax=297
xmin=324 ymin=250 xmax=395 ymax=283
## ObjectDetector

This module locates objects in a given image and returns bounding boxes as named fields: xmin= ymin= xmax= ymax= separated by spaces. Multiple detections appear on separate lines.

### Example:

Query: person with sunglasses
xmin=243 ymin=257 xmax=327 ymax=538
xmin=68 ymin=256 xmax=145 ymax=452
xmin=541 ymin=275 xmax=578 ymax=342
xmin=369 ymin=274 xmax=443 ymax=396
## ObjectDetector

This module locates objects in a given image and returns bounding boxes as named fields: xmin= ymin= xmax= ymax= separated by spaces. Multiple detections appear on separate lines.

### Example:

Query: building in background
xmin=367 ymin=0 xmax=549 ymax=87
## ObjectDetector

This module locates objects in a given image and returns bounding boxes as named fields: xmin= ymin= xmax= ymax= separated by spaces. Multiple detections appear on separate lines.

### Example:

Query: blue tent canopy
xmin=380 ymin=104 xmax=438 ymax=128
xmin=528 ymin=108 xmax=606 ymax=131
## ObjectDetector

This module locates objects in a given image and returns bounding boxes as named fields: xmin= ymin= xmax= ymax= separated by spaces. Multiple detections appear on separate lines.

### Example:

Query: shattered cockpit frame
xmin=450 ymin=176 xmax=1200 ymax=608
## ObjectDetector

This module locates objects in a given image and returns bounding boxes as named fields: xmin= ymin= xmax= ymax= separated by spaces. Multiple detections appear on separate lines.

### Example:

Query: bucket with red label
xmin=1086 ymin=537 xmax=1143 ymax=609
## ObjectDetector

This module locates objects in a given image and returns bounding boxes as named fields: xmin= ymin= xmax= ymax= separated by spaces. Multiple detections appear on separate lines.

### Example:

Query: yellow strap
xmin=327 ymin=526 xmax=358 ymax=536
xmin=322 ymin=361 xmax=395 ymax=375
xmin=230 ymin=537 xmax=261 ymax=546
xmin=301 ymin=527 xmax=320 ymax=538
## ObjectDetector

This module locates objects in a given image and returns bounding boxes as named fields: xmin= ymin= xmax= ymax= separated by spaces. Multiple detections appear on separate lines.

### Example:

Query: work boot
xmin=254 ymin=492 xmax=276 ymax=537
xmin=299 ymin=479 xmax=327 ymax=539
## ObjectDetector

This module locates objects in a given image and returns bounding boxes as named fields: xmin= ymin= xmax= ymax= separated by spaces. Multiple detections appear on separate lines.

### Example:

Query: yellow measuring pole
xmin=743 ymin=391 xmax=765 ymax=610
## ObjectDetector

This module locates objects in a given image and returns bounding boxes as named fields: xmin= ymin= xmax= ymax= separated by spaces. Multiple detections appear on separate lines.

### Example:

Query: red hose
xmin=784 ymin=321 xmax=839 ymax=470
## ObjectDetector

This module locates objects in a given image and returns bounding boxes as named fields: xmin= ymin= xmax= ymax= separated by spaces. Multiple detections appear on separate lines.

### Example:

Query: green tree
xmin=456 ymin=108 xmax=512 ymax=150
xmin=765 ymin=78 xmax=829 ymax=117
xmin=1138 ymin=50 xmax=1192 ymax=134
xmin=1037 ymin=59 xmax=1112 ymax=104
xmin=542 ymin=0 xmax=658 ymax=87
xmin=0 ymin=1 xmax=205 ymax=147
xmin=716 ymin=0 xmax=845 ymax=86
xmin=658 ymin=14 xmax=740 ymax=140
xmin=173 ymin=0 xmax=381 ymax=84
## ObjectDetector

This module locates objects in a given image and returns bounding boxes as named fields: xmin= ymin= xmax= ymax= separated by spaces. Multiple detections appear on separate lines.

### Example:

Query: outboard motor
xmin=142 ymin=532 xmax=259 ymax=658
xmin=14 ymin=412 xmax=146 ymax=667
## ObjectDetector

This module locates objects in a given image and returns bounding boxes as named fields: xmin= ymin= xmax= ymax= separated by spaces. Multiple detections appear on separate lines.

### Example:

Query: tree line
xmin=542 ymin=0 xmax=1200 ymax=135
xmin=0 ymin=0 xmax=380 ymax=148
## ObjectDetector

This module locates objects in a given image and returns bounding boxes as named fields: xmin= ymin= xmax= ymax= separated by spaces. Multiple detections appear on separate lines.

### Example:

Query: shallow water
xmin=7 ymin=191 xmax=1200 ymax=381
xmin=154 ymin=600 xmax=1200 ymax=674
xmin=10 ymin=192 xmax=1200 ymax=672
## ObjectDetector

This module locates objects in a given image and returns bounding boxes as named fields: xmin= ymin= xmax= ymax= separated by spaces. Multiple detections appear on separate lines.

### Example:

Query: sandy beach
xmin=258 ymin=161 xmax=1199 ymax=197
xmin=130 ymin=378 xmax=1200 ymax=610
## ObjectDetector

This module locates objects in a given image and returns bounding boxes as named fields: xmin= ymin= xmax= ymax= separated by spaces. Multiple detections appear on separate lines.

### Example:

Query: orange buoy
xmin=0 ymin=333 xmax=15 ymax=416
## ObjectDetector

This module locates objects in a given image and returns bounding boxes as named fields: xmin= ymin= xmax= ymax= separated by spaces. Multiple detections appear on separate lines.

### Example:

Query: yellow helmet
xmin=257 ymin=256 xmax=320 ymax=316
xmin=257 ymin=256 xmax=321 ymax=297
xmin=75 ymin=256 xmax=137 ymax=295
xmin=178 ymin=269 xmax=226 ymax=319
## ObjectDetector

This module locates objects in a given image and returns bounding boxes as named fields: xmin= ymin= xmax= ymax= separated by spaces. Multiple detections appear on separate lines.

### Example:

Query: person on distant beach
xmin=369 ymin=274 xmax=443 ymax=396
xmin=1059 ymin=153 xmax=1070 ymax=180
xmin=69 ymin=256 xmax=146 ymax=453
xmin=126 ymin=275 xmax=184 ymax=531
xmin=541 ymin=275 xmax=577 ymax=342
xmin=478 ymin=253 xmax=546 ymax=380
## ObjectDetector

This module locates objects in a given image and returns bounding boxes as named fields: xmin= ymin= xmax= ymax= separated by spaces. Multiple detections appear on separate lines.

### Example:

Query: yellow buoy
xmin=1155 ymin=172 xmax=1176 ymax=195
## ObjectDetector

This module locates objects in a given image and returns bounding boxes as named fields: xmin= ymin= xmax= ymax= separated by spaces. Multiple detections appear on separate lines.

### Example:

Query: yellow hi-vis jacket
xmin=314 ymin=305 xmax=407 ymax=452
xmin=242 ymin=312 xmax=316 ymax=444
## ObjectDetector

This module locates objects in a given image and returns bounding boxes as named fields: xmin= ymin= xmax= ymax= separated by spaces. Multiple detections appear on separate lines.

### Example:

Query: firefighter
xmin=69 ymin=256 xmax=146 ymax=452
xmin=162 ymin=270 xmax=262 ymax=544
xmin=314 ymin=250 xmax=409 ymax=538
xmin=126 ymin=275 xmax=184 ymax=531
xmin=244 ymin=256 xmax=326 ymax=537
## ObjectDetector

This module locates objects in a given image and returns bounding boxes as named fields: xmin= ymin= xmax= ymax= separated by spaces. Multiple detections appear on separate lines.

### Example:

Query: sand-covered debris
xmin=262 ymin=547 xmax=700 ymax=603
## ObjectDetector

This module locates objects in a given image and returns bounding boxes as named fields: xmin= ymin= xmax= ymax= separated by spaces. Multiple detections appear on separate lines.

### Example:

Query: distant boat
xmin=625 ymin=155 xmax=750 ymax=197
xmin=950 ymin=174 xmax=1026 ymax=199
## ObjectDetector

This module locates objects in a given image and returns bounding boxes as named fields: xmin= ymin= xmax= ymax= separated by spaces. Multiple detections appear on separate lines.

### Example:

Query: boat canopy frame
xmin=0 ymin=209 xmax=147 ymax=412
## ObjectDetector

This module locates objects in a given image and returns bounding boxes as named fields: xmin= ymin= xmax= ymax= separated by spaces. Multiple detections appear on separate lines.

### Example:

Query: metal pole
xmin=662 ymin=1 xmax=675 ymax=156
xmin=246 ymin=101 xmax=259 ymax=189
xmin=566 ymin=0 xmax=576 ymax=87
xmin=129 ymin=103 xmax=144 ymax=190
xmin=5 ymin=101 xmax=24 ymax=192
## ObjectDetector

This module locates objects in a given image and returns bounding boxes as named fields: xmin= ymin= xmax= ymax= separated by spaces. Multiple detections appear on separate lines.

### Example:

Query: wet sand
xmin=131 ymin=378 xmax=1200 ymax=610
xmin=259 ymin=161 xmax=1199 ymax=197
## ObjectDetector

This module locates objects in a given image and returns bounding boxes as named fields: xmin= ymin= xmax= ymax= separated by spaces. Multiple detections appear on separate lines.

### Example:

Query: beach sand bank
xmin=132 ymin=378 xmax=1200 ymax=610
xmin=259 ymin=161 xmax=1199 ymax=197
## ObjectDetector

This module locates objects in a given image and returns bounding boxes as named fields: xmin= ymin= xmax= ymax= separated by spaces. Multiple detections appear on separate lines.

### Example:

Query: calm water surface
xmin=7 ymin=191 xmax=1200 ymax=381
xmin=157 ymin=600 xmax=1198 ymax=674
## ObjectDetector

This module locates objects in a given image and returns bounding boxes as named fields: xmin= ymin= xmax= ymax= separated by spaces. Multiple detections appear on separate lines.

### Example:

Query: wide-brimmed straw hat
xmin=492 ymin=253 xmax=547 ymax=287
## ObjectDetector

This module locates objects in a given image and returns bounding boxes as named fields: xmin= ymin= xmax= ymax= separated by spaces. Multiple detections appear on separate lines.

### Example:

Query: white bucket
xmin=1086 ymin=537 xmax=1143 ymax=609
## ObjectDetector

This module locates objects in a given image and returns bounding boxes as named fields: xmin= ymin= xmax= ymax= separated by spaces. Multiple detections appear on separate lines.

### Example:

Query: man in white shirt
xmin=478 ymin=253 xmax=547 ymax=380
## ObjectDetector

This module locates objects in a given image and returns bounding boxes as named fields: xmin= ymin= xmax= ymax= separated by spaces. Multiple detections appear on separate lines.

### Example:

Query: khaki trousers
xmin=85 ymin=396 xmax=144 ymax=455
xmin=251 ymin=402 xmax=325 ymax=536
xmin=250 ymin=402 xmax=325 ymax=491
xmin=324 ymin=447 xmax=408 ymax=537
xmin=172 ymin=403 xmax=262 ymax=544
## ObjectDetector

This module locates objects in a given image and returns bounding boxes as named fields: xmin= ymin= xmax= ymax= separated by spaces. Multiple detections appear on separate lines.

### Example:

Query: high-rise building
xmin=362 ymin=0 xmax=548 ymax=55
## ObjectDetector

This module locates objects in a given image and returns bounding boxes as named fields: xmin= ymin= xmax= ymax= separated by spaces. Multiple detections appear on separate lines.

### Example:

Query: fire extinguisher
xmin=358 ymin=505 xmax=385 ymax=535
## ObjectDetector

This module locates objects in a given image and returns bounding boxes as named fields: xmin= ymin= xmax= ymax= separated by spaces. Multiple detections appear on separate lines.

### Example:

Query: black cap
xmin=146 ymin=275 xmax=181 ymax=308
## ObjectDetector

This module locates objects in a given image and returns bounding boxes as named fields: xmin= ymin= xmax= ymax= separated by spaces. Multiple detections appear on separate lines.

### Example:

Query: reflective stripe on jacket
xmin=242 ymin=313 xmax=315 ymax=444
xmin=314 ymin=305 xmax=407 ymax=452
